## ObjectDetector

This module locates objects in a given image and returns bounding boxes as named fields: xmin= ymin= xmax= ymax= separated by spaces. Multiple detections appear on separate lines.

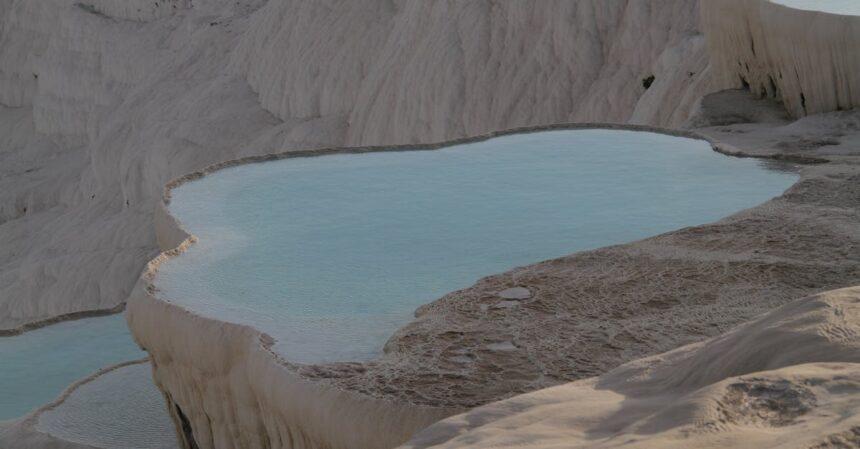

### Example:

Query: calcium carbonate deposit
xmin=156 ymin=129 xmax=796 ymax=364
xmin=2 ymin=0 xmax=860 ymax=448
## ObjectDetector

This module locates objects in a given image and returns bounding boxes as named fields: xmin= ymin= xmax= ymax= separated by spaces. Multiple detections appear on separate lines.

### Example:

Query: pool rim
xmin=144 ymin=121 xmax=813 ymax=371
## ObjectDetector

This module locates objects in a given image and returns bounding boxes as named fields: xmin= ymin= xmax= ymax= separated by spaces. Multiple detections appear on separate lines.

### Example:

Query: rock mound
xmin=402 ymin=287 xmax=860 ymax=449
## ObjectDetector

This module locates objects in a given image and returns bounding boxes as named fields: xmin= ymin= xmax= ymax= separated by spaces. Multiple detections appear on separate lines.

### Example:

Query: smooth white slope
xmin=402 ymin=287 xmax=860 ymax=449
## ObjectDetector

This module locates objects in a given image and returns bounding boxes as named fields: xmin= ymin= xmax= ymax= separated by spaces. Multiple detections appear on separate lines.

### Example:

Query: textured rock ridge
xmin=702 ymin=0 xmax=860 ymax=117
xmin=401 ymin=287 xmax=860 ymax=449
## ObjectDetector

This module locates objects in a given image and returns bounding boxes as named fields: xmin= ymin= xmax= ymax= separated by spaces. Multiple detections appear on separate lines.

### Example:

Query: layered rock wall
xmin=702 ymin=0 xmax=860 ymax=117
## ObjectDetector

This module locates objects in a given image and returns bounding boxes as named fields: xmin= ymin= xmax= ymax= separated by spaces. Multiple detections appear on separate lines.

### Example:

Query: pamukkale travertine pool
xmin=156 ymin=129 xmax=798 ymax=364
xmin=771 ymin=0 xmax=860 ymax=15
xmin=35 ymin=362 xmax=178 ymax=449
xmin=0 ymin=315 xmax=143 ymax=421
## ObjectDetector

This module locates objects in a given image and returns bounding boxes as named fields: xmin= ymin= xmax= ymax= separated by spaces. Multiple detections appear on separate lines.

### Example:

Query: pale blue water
xmin=157 ymin=129 xmax=797 ymax=364
xmin=0 ymin=315 xmax=144 ymax=421
xmin=37 ymin=363 xmax=178 ymax=449
xmin=771 ymin=0 xmax=860 ymax=15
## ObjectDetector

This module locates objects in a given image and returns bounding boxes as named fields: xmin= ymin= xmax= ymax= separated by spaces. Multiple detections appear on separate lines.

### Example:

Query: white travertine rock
xmin=4 ymin=0 xmax=860 ymax=448
xmin=127 ymin=268 xmax=457 ymax=449
xmin=702 ymin=0 xmax=860 ymax=117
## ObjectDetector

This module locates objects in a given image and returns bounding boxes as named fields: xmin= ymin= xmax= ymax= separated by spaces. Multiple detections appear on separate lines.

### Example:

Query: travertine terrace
xmin=2 ymin=0 xmax=860 ymax=448
xmin=129 ymin=99 xmax=860 ymax=449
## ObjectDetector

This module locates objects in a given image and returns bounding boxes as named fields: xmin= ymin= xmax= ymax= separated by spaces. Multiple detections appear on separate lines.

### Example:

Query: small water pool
xmin=36 ymin=363 xmax=178 ymax=449
xmin=156 ymin=129 xmax=798 ymax=364
xmin=770 ymin=0 xmax=860 ymax=15
xmin=0 ymin=314 xmax=144 ymax=421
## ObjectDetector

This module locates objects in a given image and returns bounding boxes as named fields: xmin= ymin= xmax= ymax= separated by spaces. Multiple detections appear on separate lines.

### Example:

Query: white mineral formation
xmin=702 ymin=0 xmax=860 ymax=116
xmin=4 ymin=0 xmax=860 ymax=449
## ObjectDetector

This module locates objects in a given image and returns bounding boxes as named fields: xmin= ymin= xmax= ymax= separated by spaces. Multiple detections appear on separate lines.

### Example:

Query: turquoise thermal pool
xmin=156 ymin=129 xmax=798 ymax=365
xmin=770 ymin=0 xmax=860 ymax=15
xmin=0 ymin=314 xmax=144 ymax=421
xmin=36 ymin=363 xmax=178 ymax=449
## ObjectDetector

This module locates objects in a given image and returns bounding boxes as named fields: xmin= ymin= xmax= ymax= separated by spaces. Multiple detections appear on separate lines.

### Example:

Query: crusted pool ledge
xmin=127 ymin=110 xmax=860 ymax=449
xmin=128 ymin=123 xmax=721 ymax=449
